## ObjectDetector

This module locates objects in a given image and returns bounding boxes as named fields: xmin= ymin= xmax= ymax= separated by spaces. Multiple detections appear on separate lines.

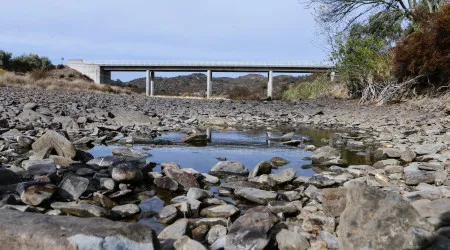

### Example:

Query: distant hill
xmin=110 ymin=73 xmax=319 ymax=99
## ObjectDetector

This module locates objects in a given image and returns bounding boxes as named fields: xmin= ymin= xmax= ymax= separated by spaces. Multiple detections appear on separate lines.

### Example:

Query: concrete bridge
xmin=67 ymin=60 xmax=334 ymax=99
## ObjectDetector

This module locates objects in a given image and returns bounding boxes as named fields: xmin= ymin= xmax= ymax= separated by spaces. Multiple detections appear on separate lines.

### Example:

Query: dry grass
xmin=0 ymin=72 xmax=134 ymax=95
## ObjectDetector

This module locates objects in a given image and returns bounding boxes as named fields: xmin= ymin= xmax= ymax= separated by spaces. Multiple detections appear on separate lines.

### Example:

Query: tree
xmin=0 ymin=50 xmax=12 ymax=69
xmin=305 ymin=0 xmax=446 ymax=30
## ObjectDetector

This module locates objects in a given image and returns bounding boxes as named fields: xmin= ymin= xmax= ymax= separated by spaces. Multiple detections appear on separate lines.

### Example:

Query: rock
xmin=158 ymin=219 xmax=191 ymax=247
xmin=112 ymin=147 xmax=150 ymax=158
xmin=100 ymin=178 xmax=115 ymax=191
xmin=75 ymin=167 xmax=96 ymax=176
xmin=318 ymin=230 xmax=340 ymax=249
xmin=111 ymin=204 xmax=140 ymax=218
xmin=207 ymin=225 xmax=227 ymax=245
xmin=210 ymin=161 xmax=249 ymax=176
xmin=53 ymin=116 xmax=79 ymax=130
xmin=22 ymin=159 xmax=56 ymax=176
xmin=201 ymin=173 xmax=220 ymax=184
xmin=312 ymin=146 xmax=340 ymax=164
xmin=235 ymin=187 xmax=278 ymax=205
xmin=187 ymin=187 xmax=213 ymax=201
xmin=379 ymin=132 xmax=394 ymax=141
xmin=322 ymin=188 xmax=347 ymax=217
xmin=302 ymin=215 xmax=335 ymax=233
xmin=225 ymin=209 xmax=277 ymax=250
xmin=49 ymin=155 xmax=76 ymax=167
xmin=250 ymin=174 xmax=276 ymax=187
xmin=31 ymin=130 xmax=76 ymax=159
xmin=405 ymin=171 xmax=436 ymax=185
xmin=164 ymin=167 xmax=200 ymax=191
xmin=23 ymin=102 xmax=37 ymax=110
xmin=0 ymin=168 xmax=21 ymax=186
xmin=181 ymin=133 xmax=208 ymax=144
xmin=18 ymin=182 xmax=57 ymax=206
xmin=111 ymin=163 xmax=143 ymax=183
xmin=113 ymin=109 xmax=160 ymax=126
xmin=200 ymin=205 xmax=239 ymax=218
xmin=418 ymin=162 xmax=445 ymax=171
xmin=308 ymin=175 xmax=337 ymax=187
xmin=58 ymin=175 xmax=89 ymax=201
xmin=0 ymin=209 xmax=159 ymax=250
xmin=248 ymin=161 xmax=272 ymax=178
xmin=384 ymin=165 xmax=403 ymax=174
xmin=267 ymin=132 xmax=294 ymax=142
xmin=413 ymin=143 xmax=445 ymax=155
xmin=269 ymin=168 xmax=296 ymax=185
xmin=401 ymin=150 xmax=417 ymax=162
xmin=374 ymin=148 xmax=401 ymax=159
xmin=154 ymin=176 xmax=178 ymax=191
xmin=161 ymin=162 xmax=181 ymax=170
xmin=270 ymin=157 xmax=289 ymax=167
xmin=158 ymin=205 xmax=178 ymax=224
xmin=338 ymin=183 xmax=432 ymax=250
xmin=174 ymin=236 xmax=207 ymax=250
xmin=191 ymin=224 xmax=209 ymax=242
xmin=276 ymin=228 xmax=310 ymax=250
xmin=411 ymin=198 xmax=450 ymax=219
xmin=87 ymin=156 xmax=146 ymax=168
xmin=93 ymin=192 xmax=116 ymax=210
xmin=373 ymin=159 xmax=400 ymax=169
xmin=50 ymin=202 xmax=109 ymax=218
xmin=267 ymin=201 xmax=300 ymax=214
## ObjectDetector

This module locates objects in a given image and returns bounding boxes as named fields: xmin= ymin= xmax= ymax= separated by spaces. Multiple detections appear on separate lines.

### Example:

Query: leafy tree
xmin=0 ymin=50 xmax=12 ymax=69
xmin=10 ymin=54 xmax=54 ymax=72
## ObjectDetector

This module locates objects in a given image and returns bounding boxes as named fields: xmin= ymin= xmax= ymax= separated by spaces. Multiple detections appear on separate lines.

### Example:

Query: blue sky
xmin=1 ymin=0 xmax=328 ymax=80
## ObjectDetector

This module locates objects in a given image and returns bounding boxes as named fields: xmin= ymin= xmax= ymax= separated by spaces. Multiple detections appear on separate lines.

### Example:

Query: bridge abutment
xmin=67 ymin=60 xmax=110 ymax=84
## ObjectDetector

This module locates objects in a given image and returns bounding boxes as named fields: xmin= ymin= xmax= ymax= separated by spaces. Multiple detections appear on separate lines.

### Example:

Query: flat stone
xmin=163 ymin=167 xmax=200 ymax=191
xmin=158 ymin=219 xmax=191 ymax=247
xmin=302 ymin=215 xmax=335 ymax=233
xmin=312 ymin=146 xmax=340 ymax=164
xmin=112 ymin=147 xmax=150 ymax=158
xmin=413 ymin=143 xmax=445 ymax=155
xmin=373 ymin=159 xmax=400 ymax=169
xmin=173 ymin=236 xmax=206 ymax=250
xmin=58 ymin=175 xmax=89 ymax=201
xmin=181 ymin=133 xmax=208 ymax=144
xmin=210 ymin=161 xmax=249 ymax=176
xmin=111 ymin=204 xmax=140 ymax=218
xmin=267 ymin=201 xmax=300 ymax=214
xmin=50 ymin=202 xmax=109 ymax=218
xmin=158 ymin=205 xmax=178 ymax=224
xmin=235 ymin=187 xmax=278 ymax=205
xmin=308 ymin=175 xmax=336 ymax=187
xmin=200 ymin=205 xmax=239 ymax=218
xmin=270 ymin=157 xmax=289 ymax=167
xmin=18 ymin=182 xmax=57 ymax=206
xmin=269 ymin=168 xmax=296 ymax=185
xmin=187 ymin=187 xmax=213 ymax=201
xmin=206 ymin=225 xmax=227 ymax=245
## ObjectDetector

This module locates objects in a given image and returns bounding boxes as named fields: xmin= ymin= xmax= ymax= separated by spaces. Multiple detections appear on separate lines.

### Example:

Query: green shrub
xmin=10 ymin=54 xmax=54 ymax=72
xmin=282 ymin=77 xmax=333 ymax=100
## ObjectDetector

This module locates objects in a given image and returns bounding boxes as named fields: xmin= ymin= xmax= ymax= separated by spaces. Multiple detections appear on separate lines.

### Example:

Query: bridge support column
xmin=206 ymin=70 xmax=212 ymax=99
xmin=267 ymin=70 xmax=273 ymax=99
xmin=146 ymin=70 xmax=155 ymax=97
xmin=330 ymin=71 xmax=335 ymax=82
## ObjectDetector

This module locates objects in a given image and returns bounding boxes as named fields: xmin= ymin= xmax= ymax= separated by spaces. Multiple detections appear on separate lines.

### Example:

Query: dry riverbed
xmin=0 ymin=86 xmax=449 ymax=249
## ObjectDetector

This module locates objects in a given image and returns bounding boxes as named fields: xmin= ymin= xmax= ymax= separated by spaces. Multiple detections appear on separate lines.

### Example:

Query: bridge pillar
xmin=146 ymin=70 xmax=150 ymax=96
xmin=330 ymin=71 xmax=335 ymax=82
xmin=206 ymin=70 xmax=212 ymax=99
xmin=150 ymin=71 xmax=155 ymax=96
xmin=267 ymin=70 xmax=273 ymax=99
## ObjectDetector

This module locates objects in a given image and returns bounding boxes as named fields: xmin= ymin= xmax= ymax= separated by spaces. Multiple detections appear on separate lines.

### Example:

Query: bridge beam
xmin=207 ymin=70 xmax=212 ymax=99
xmin=267 ymin=70 xmax=273 ymax=99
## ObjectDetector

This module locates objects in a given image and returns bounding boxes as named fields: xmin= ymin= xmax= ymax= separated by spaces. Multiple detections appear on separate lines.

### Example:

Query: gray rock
xmin=158 ymin=205 xmax=178 ymax=224
xmin=210 ymin=161 xmax=249 ymax=176
xmin=302 ymin=214 xmax=335 ymax=233
xmin=113 ymin=109 xmax=160 ymax=126
xmin=0 ymin=209 xmax=159 ymax=250
xmin=158 ymin=219 xmax=191 ymax=247
xmin=379 ymin=131 xmax=394 ymax=141
xmin=270 ymin=157 xmax=289 ymax=167
xmin=163 ymin=167 xmax=200 ymax=191
xmin=201 ymin=173 xmax=220 ymax=184
xmin=411 ymin=198 xmax=450 ymax=219
xmin=173 ymin=236 xmax=206 ymax=250
xmin=225 ymin=209 xmax=277 ymax=250
xmin=405 ymin=171 xmax=436 ymax=185
xmin=50 ymin=202 xmax=109 ymax=218
xmin=322 ymin=187 xmax=347 ymax=217
xmin=308 ymin=175 xmax=337 ymax=187
xmin=200 ymin=205 xmax=239 ymax=218
xmin=99 ymin=178 xmax=115 ymax=191
xmin=373 ymin=159 xmax=400 ymax=169
xmin=235 ymin=187 xmax=277 ymax=205
xmin=401 ymin=150 xmax=417 ymax=162
xmin=270 ymin=168 xmax=296 ymax=185
xmin=112 ymin=147 xmax=150 ymax=159
xmin=111 ymin=204 xmax=140 ymax=218
xmin=111 ymin=163 xmax=143 ymax=183
xmin=319 ymin=230 xmax=340 ymax=249
xmin=338 ymin=183 xmax=432 ymax=250
xmin=374 ymin=148 xmax=401 ymax=159
xmin=58 ymin=175 xmax=89 ymax=201
xmin=267 ymin=201 xmax=300 ymax=214
xmin=312 ymin=146 xmax=340 ymax=164
xmin=93 ymin=192 xmax=116 ymax=210
xmin=206 ymin=225 xmax=227 ymax=245
xmin=154 ymin=176 xmax=178 ymax=191
xmin=87 ymin=156 xmax=146 ymax=168
xmin=31 ymin=130 xmax=76 ymax=159
xmin=161 ymin=162 xmax=181 ymax=170
xmin=276 ymin=228 xmax=309 ymax=250
xmin=181 ymin=133 xmax=208 ymax=143
xmin=413 ymin=143 xmax=445 ymax=155
xmin=418 ymin=162 xmax=445 ymax=171
xmin=248 ymin=161 xmax=271 ymax=178
xmin=187 ymin=187 xmax=213 ymax=201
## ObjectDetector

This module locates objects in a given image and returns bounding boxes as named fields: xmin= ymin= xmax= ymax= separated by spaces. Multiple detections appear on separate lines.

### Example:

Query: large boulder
xmin=0 ymin=210 xmax=159 ymax=250
xmin=312 ymin=146 xmax=340 ymax=164
xmin=163 ymin=167 xmax=200 ymax=191
xmin=225 ymin=207 xmax=277 ymax=250
xmin=210 ymin=161 xmax=249 ymax=176
xmin=338 ymin=183 xmax=433 ymax=250
xmin=31 ymin=130 xmax=76 ymax=159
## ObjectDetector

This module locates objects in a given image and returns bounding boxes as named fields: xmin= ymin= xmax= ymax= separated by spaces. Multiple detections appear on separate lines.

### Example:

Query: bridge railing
xmin=82 ymin=60 xmax=333 ymax=68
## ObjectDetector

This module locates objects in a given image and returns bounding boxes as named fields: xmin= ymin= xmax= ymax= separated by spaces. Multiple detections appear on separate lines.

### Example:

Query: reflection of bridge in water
xmin=68 ymin=60 xmax=335 ymax=99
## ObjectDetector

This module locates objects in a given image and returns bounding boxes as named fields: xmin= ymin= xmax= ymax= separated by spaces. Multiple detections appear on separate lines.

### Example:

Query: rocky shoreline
xmin=0 ymin=86 xmax=449 ymax=250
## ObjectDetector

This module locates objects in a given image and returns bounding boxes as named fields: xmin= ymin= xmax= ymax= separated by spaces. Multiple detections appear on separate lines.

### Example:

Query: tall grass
xmin=282 ymin=76 xmax=348 ymax=100
xmin=0 ymin=72 xmax=134 ymax=95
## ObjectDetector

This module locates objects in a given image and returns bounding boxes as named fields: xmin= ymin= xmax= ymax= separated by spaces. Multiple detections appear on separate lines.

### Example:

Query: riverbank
xmin=0 ymin=86 xmax=449 ymax=249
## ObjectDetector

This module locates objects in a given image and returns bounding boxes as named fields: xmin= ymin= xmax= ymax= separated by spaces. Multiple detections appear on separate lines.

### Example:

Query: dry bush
xmin=394 ymin=4 xmax=450 ymax=89
xmin=0 ymin=72 xmax=134 ymax=95
xmin=229 ymin=85 xmax=262 ymax=100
